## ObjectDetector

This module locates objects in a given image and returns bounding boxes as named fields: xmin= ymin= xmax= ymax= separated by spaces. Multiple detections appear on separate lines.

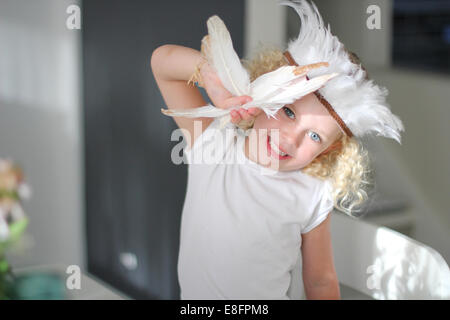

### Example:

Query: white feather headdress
xmin=281 ymin=0 xmax=404 ymax=143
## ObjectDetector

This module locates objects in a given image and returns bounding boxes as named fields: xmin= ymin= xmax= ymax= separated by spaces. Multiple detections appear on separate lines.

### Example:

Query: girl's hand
xmin=230 ymin=107 xmax=262 ymax=130
xmin=198 ymin=60 xmax=261 ymax=129
xmin=198 ymin=60 xmax=252 ymax=109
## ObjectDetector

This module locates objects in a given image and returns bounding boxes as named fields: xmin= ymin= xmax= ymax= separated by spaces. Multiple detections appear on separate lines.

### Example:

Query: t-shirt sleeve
xmin=301 ymin=180 xmax=334 ymax=234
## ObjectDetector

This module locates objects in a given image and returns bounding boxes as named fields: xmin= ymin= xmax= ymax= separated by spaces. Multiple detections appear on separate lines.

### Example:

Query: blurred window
xmin=393 ymin=0 xmax=450 ymax=74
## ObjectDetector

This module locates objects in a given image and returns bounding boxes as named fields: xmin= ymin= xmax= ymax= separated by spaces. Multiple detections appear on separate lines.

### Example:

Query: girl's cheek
xmin=260 ymin=117 xmax=277 ymax=130
xmin=292 ymin=146 xmax=309 ymax=161
xmin=253 ymin=117 xmax=267 ymax=130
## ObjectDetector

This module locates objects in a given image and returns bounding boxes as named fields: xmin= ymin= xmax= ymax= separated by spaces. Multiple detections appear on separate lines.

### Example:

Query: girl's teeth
xmin=270 ymin=137 xmax=288 ymax=157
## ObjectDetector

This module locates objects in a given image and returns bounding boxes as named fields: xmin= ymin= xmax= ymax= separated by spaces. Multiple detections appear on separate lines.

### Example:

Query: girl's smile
xmin=267 ymin=135 xmax=292 ymax=160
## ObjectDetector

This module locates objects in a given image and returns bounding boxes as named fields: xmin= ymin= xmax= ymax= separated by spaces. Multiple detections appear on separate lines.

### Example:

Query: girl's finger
xmin=230 ymin=110 xmax=242 ymax=124
xmin=224 ymin=95 xmax=252 ymax=109
xmin=248 ymin=107 xmax=262 ymax=116
xmin=238 ymin=108 xmax=252 ymax=121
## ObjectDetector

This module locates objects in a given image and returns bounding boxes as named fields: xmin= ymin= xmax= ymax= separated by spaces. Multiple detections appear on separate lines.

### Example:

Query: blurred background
xmin=0 ymin=0 xmax=448 ymax=299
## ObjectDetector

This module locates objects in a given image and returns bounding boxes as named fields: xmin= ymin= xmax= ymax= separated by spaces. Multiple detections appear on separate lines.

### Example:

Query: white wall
xmin=0 ymin=0 xmax=84 ymax=269
xmin=314 ymin=0 xmax=392 ymax=68
xmin=372 ymin=68 xmax=450 ymax=264
xmin=244 ymin=0 xmax=287 ymax=59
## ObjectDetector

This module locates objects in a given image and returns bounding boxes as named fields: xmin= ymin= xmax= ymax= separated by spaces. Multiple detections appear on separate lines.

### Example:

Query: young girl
xmin=151 ymin=0 xmax=404 ymax=300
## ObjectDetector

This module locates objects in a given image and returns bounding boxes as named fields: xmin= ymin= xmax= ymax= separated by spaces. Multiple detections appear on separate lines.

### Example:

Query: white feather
xmin=250 ymin=72 xmax=338 ymax=105
xmin=205 ymin=15 xmax=250 ymax=96
xmin=161 ymin=68 xmax=336 ymax=119
xmin=160 ymin=105 xmax=228 ymax=118
xmin=249 ymin=66 xmax=301 ymax=98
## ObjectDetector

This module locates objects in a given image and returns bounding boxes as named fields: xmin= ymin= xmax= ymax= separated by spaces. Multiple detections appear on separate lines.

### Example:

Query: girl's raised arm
xmin=151 ymin=44 xmax=212 ymax=148
xmin=151 ymin=44 xmax=255 ymax=148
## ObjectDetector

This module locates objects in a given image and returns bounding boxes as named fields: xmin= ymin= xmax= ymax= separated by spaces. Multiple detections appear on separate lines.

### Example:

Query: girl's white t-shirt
xmin=179 ymin=118 xmax=334 ymax=300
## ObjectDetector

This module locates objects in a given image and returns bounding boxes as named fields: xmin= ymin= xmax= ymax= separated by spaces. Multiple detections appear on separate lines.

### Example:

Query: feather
xmin=249 ymin=71 xmax=338 ymax=105
xmin=161 ymin=68 xmax=337 ymax=119
xmin=160 ymin=105 xmax=228 ymax=118
xmin=204 ymin=15 xmax=250 ymax=96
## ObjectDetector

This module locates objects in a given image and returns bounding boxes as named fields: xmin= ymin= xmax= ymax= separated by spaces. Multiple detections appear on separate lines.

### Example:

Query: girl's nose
xmin=282 ymin=130 xmax=303 ymax=152
xmin=282 ymin=116 xmax=304 ymax=150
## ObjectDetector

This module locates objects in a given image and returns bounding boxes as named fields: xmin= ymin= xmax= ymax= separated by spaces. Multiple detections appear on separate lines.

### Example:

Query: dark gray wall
xmin=82 ymin=0 xmax=245 ymax=299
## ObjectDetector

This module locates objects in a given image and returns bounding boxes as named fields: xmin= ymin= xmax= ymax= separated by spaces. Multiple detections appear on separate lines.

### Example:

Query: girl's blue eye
xmin=283 ymin=106 xmax=295 ymax=119
xmin=308 ymin=131 xmax=321 ymax=143
xmin=282 ymin=106 xmax=321 ymax=142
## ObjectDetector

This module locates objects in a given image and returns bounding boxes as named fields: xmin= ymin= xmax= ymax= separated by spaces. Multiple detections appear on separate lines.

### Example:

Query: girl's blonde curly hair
xmin=242 ymin=46 xmax=373 ymax=216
